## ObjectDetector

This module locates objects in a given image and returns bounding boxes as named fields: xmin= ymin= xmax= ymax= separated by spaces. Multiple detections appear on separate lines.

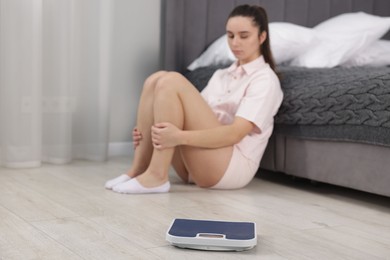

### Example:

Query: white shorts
xmin=211 ymin=146 xmax=258 ymax=189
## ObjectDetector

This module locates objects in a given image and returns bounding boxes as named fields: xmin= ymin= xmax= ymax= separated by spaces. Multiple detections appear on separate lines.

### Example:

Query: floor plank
xmin=0 ymin=206 xmax=81 ymax=260
xmin=0 ymin=173 xmax=78 ymax=222
xmin=0 ymin=156 xmax=389 ymax=259
xmin=31 ymin=217 xmax=158 ymax=260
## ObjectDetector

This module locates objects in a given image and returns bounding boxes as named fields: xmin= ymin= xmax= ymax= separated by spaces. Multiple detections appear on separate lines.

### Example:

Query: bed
xmin=162 ymin=0 xmax=390 ymax=197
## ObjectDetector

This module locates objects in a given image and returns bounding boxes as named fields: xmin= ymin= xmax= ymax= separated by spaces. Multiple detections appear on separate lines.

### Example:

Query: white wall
xmin=109 ymin=0 xmax=162 ymax=154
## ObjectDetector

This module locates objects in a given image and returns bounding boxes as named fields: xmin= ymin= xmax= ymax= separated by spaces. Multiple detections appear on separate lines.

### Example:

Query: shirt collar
xmin=227 ymin=55 xmax=266 ymax=76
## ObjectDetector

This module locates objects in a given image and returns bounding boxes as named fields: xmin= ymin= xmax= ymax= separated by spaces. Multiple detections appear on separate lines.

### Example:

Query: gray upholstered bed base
xmin=262 ymin=136 xmax=390 ymax=197
xmin=162 ymin=0 xmax=390 ymax=197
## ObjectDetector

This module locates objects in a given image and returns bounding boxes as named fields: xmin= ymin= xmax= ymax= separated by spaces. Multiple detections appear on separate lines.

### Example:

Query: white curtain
xmin=0 ymin=0 xmax=112 ymax=168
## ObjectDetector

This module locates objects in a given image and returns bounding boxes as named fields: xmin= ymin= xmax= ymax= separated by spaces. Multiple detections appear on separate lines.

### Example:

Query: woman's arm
xmin=151 ymin=117 xmax=255 ymax=150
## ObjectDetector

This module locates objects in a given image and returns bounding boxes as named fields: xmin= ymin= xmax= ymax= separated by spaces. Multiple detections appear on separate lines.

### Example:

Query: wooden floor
xmin=0 ymin=156 xmax=389 ymax=260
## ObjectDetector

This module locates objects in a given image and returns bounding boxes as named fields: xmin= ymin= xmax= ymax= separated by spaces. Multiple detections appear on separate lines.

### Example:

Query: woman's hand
xmin=132 ymin=127 xmax=142 ymax=150
xmin=151 ymin=122 xmax=181 ymax=150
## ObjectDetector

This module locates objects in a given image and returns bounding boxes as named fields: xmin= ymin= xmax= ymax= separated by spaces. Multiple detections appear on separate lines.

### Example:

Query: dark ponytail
xmin=228 ymin=5 xmax=277 ymax=74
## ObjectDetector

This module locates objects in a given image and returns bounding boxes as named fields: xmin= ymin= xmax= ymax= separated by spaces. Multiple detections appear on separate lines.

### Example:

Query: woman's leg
xmin=172 ymin=147 xmax=190 ymax=183
xmin=133 ymin=72 xmax=233 ymax=189
xmin=105 ymin=71 xmax=168 ymax=189
xmin=126 ymin=71 xmax=168 ymax=177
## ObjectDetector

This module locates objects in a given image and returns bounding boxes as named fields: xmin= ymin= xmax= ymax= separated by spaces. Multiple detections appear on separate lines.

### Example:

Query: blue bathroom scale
xmin=166 ymin=218 xmax=257 ymax=251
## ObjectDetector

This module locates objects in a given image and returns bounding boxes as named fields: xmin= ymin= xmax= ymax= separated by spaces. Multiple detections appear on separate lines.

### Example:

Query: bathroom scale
xmin=166 ymin=218 xmax=257 ymax=251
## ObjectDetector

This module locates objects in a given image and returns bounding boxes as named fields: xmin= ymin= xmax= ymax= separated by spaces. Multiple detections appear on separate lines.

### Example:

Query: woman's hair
xmin=228 ymin=5 xmax=277 ymax=73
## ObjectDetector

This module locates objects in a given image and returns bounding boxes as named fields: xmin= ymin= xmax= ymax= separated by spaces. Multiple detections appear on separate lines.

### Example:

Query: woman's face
xmin=226 ymin=16 xmax=266 ymax=65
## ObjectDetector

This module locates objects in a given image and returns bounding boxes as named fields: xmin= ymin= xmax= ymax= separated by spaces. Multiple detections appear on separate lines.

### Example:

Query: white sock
xmin=112 ymin=178 xmax=170 ymax=194
xmin=104 ymin=174 xmax=131 ymax=190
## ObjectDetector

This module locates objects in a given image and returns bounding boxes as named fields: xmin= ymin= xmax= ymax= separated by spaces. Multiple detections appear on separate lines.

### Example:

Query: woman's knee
xmin=143 ymin=70 xmax=168 ymax=92
xmin=154 ymin=71 xmax=184 ymax=92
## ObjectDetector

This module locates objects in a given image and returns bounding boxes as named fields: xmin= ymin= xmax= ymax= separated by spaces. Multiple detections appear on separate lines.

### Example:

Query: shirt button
xmin=227 ymin=90 xmax=231 ymax=93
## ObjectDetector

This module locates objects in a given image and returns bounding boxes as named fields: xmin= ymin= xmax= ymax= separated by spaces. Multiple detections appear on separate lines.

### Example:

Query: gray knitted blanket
xmin=185 ymin=65 xmax=390 ymax=146
xmin=276 ymin=66 xmax=390 ymax=146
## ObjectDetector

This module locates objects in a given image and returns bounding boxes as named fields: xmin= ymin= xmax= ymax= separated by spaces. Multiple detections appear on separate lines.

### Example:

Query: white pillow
xmin=290 ymin=31 xmax=369 ymax=67
xmin=291 ymin=12 xmax=390 ymax=68
xmin=187 ymin=22 xmax=317 ymax=70
xmin=269 ymin=22 xmax=317 ymax=64
xmin=187 ymin=35 xmax=235 ymax=71
xmin=343 ymin=40 xmax=390 ymax=67
xmin=315 ymin=12 xmax=390 ymax=37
